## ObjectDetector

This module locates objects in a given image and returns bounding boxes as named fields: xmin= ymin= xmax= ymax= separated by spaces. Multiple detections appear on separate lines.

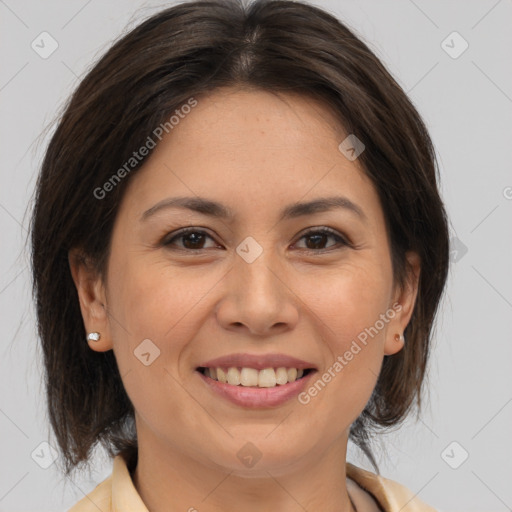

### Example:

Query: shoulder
xmin=66 ymin=475 xmax=113 ymax=512
xmin=66 ymin=454 xmax=148 ymax=512
xmin=346 ymin=463 xmax=438 ymax=512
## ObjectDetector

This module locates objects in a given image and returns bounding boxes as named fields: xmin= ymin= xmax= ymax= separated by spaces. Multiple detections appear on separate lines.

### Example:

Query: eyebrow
xmin=140 ymin=195 xmax=366 ymax=223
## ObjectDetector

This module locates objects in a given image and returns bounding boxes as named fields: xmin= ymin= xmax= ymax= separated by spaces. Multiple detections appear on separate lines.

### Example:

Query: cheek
xmin=298 ymin=259 xmax=393 ymax=404
xmin=105 ymin=258 xmax=206 ymax=430
xmin=289 ymin=270 xmax=393 ymax=448
xmin=109 ymin=253 xmax=207 ymax=337
xmin=312 ymin=259 xmax=392 ymax=340
xmin=106 ymin=254 xmax=224 ymax=384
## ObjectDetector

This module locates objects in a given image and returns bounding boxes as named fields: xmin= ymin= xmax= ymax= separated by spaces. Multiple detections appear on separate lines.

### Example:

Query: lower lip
xmin=197 ymin=370 xmax=316 ymax=408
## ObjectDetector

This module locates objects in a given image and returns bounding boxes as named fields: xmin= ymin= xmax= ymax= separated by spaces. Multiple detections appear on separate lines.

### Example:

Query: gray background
xmin=1 ymin=0 xmax=511 ymax=511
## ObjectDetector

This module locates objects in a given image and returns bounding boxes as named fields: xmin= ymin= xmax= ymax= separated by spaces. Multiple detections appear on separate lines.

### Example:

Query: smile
xmin=198 ymin=366 xmax=314 ymax=387
xmin=196 ymin=366 xmax=317 ymax=408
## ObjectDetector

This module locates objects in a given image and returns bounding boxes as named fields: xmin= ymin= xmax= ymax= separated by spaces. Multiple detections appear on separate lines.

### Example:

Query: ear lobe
xmin=68 ymin=248 xmax=113 ymax=352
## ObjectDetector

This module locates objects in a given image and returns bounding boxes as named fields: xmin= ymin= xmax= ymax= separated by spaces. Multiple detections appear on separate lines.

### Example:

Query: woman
xmin=30 ymin=0 xmax=449 ymax=510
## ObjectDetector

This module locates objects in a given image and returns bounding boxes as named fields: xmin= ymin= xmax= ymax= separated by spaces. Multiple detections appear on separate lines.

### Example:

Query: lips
xmin=195 ymin=353 xmax=317 ymax=407
xmin=197 ymin=367 xmax=316 ymax=408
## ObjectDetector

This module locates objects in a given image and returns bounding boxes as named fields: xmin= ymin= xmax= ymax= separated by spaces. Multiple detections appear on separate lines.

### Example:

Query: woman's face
xmin=73 ymin=87 xmax=419 ymax=476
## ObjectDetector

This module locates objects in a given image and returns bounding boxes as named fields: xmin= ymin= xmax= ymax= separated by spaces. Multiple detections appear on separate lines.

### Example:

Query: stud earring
xmin=87 ymin=332 xmax=101 ymax=342
xmin=394 ymin=333 xmax=404 ymax=343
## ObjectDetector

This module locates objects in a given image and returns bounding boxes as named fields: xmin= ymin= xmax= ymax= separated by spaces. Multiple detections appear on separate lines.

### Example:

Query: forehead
xmin=117 ymin=87 xmax=383 ymax=228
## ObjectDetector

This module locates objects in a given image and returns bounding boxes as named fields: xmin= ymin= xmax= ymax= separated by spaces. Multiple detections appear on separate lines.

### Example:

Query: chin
xmin=198 ymin=433 xmax=312 ymax=477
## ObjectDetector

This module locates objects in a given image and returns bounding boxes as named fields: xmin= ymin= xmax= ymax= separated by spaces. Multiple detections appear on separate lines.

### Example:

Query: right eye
xmin=162 ymin=227 xmax=221 ymax=251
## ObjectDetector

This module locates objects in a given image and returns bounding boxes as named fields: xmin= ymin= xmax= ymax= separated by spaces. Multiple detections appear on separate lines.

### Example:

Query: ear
xmin=68 ymin=248 xmax=113 ymax=352
xmin=384 ymin=251 xmax=421 ymax=356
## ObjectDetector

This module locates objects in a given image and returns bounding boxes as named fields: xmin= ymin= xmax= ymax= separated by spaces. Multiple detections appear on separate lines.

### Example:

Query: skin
xmin=70 ymin=87 xmax=420 ymax=512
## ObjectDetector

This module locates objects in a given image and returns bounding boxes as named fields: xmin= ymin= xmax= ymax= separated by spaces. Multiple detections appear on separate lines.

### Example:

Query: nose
xmin=215 ymin=248 xmax=299 ymax=337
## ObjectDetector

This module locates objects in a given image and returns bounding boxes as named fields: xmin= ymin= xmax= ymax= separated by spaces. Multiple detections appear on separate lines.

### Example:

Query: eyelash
xmin=162 ymin=226 xmax=351 ymax=253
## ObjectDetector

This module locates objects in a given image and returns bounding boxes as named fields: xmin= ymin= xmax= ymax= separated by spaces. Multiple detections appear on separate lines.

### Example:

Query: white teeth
xmin=240 ymin=368 xmax=259 ymax=386
xmin=216 ymin=367 xmax=227 ymax=383
xmin=258 ymin=368 xmax=277 ymax=388
xmin=275 ymin=367 xmax=288 ymax=385
xmin=227 ymin=367 xmax=241 ymax=385
xmin=203 ymin=366 xmax=309 ymax=387
xmin=287 ymin=368 xmax=298 ymax=382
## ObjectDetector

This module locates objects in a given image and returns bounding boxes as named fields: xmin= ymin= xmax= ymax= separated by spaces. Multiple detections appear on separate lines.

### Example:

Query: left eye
xmin=162 ymin=227 xmax=348 ymax=252
xmin=294 ymin=227 xmax=348 ymax=251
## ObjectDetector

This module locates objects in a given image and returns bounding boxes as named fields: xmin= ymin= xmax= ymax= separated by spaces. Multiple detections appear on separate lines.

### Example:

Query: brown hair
xmin=29 ymin=0 xmax=449 ymax=477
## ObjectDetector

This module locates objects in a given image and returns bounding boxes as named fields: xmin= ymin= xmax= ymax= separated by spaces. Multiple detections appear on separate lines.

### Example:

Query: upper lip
xmin=197 ymin=353 xmax=317 ymax=371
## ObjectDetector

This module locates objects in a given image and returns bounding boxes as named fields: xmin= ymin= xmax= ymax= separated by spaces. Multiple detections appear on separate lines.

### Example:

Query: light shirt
xmin=67 ymin=454 xmax=437 ymax=512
